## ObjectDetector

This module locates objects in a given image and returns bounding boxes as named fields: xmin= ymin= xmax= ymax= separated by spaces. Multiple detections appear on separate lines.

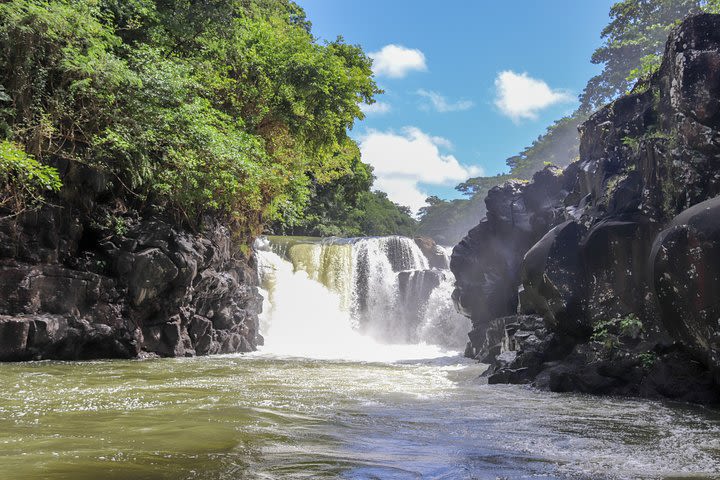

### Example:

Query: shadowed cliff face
xmin=451 ymin=13 xmax=720 ymax=403
xmin=0 ymin=159 xmax=262 ymax=360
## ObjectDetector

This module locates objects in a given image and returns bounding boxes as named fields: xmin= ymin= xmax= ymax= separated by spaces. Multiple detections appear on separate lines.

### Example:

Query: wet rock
xmin=639 ymin=350 xmax=720 ymax=404
xmin=188 ymin=315 xmax=220 ymax=356
xmin=414 ymin=236 xmax=449 ymax=269
xmin=468 ymin=316 xmax=508 ymax=362
xmin=0 ymin=157 xmax=262 ymax=360
xmin=532 ymin=343 xmax=720 ymax=403
xmin=26 ymin=315 xmax=70 ymax=356
xmin=451 ymin=15 xmax=720 ymax=402
xmin=452 ymin=167 xmax=571 ymax=354
xmin=126 ymin=248 xmax=179 ymax=307
xmin=218 ymin=331 xmax=248 ymax=354
xmin=479 ymin=315 xmax=571 ymax=385
xmin=452 ymin=220 xmax=525 ymax=322
xmin=519 ymin=220 xmax=587 ymax=337
xmin=0 ymin=314 xmax=140 ymax=360
xmin=142 ymin=321 xmax=186 ymax=357
xmin=0 ymin=318 xmax=30 ymax=360
xmin=651 ymin=195 xmax=720 ymax=381
xmin=580 ymin=215 xmax=662 ymax=328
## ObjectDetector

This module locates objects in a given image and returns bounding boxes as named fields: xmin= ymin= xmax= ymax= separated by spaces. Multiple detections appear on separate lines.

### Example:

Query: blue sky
xmin=298 ymin=0 xmax=616 ymax=212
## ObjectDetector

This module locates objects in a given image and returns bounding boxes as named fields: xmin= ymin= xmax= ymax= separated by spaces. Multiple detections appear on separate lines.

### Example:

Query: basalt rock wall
xmin=451 ymin=14 xmax=720 ymax=403
xmin=0 ymin=158 xmax=262 ymax=360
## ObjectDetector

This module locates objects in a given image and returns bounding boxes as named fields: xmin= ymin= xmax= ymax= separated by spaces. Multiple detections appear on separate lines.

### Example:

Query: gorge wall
xmin=0 ymin=159 xmax=262 ymax=360
xmin=451 ymin=13 xmax=720 ymax=404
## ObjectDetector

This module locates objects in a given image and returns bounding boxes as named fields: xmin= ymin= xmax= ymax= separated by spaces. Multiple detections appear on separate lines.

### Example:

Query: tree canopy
xmin=0 ymin=0 xmax=415 ymax=239
xmin=579 ymin=0 xmax=705 ymax=112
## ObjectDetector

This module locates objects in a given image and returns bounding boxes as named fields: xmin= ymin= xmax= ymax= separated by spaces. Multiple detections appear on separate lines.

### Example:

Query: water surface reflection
xmin=0 ymin=354 xmax=718 ymax=479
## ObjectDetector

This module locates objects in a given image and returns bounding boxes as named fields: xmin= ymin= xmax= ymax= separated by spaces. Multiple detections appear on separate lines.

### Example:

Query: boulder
xmin=519 ymin=220 xmax=587 ymax=336
xmin=452 ymin=167 xmax=571 ymax=355
xmin=414 ymin=237 xmax=449 ymax=269
xmin=0 ymin=318 xmax=30 ymax=360
xmin=534 ymin=343 xmax=720 ymax=404
xmin=188 ymin=315 xmax=220 ymax=356
xmin=0 ymin=314 xmax=140 ymax=360
xmin=125 ymin=248 xmax=179 ymax=307
xmin=580 ymin=215 xmax=662 ymax=327
xmin=651 ymin=195 xmax=720 ymax=380
xmin=481 ymin=315 xmax=570 ymax=385
xmin=142 ymin=321 xmax=187 ymax=357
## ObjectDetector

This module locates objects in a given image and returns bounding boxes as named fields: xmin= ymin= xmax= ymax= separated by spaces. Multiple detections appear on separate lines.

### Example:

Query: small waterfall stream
xmin=255 ymin=235 xmax=469 ymax=360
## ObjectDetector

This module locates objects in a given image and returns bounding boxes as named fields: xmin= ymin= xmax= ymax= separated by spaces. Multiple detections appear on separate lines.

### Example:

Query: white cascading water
xmin=351 ymin=237 xmax=428 ymax=341
xmin=255 ymin=236 xmax=469 ymax=361
xmin=417 ymin=271 xmax=470 ymax=349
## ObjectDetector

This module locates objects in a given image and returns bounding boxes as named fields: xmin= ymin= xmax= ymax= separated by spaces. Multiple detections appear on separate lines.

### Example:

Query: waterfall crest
xmin=255 ymin=236 xmax=469 ymax=360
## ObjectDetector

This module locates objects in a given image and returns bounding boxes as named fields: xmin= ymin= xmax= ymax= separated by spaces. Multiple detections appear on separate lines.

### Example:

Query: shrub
xmin=0 ymin=140 xmax=61 ymax=218
xmin=591 ymin=313 xmax=644 ymax=350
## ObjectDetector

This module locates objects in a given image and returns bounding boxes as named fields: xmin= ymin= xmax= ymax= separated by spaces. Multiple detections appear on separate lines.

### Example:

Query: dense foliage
xmin=0 ymin=0 xmax=415 ymax=239
xmin=579 ymin=0 xmax=708 ymax=112
xmin=0 ymin=140 xmax=61 ymax=218
xmin=419 ymin=0 xmax=717 ymax=245
xmin=272 ymin=154 xmax=417 ymax=237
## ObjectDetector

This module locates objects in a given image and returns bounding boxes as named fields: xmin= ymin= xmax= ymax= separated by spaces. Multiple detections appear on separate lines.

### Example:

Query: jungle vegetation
xmin=0 ymin=0 xmax=417 ymax=238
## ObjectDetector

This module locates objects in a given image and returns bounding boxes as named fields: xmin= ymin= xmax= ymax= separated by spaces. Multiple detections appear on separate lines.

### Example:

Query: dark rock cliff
xmin=0 ymin=158 xmax=262 ymax=360
xmin=451 ymin=13 xmax=720 ymax=404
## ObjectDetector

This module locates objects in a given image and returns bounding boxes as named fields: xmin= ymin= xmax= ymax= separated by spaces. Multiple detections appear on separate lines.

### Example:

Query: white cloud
xmin=417 ymin=89 xmax=474 ymax=112
xmin=359 ymin=127 xmax=482 ymax=214
xmin=360 ymin=101 xmax=391 ymax=115
xmin=369 ymin=45 xmax=427 ymax=78
xmin=494 ymin=70 xmax=573 ymax=122
xmin=374 ymin=177 xmax=430 ymax=215
xmin=430 ymin=135 xmax=453 ymax=149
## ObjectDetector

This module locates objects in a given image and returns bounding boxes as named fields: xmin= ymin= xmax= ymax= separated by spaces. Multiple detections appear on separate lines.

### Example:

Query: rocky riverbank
xmin=451 ymin=13 xmax=720 ymax=404
xmin=0 ymin=159 xmax=262 ymax=360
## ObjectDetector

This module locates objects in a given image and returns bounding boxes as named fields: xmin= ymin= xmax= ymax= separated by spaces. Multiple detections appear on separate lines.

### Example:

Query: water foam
xmin=257 ymin=248 xmax=452 ymax=362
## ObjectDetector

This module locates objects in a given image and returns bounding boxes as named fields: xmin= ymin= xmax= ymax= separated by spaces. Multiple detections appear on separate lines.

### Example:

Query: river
xmin=2 ymin=354 xmax=720 ymax=479
xmin=1 ymin=236 xmax=719 ymax=479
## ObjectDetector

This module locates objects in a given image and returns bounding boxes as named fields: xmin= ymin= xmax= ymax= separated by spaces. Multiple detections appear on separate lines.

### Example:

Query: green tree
xmin=0 ymin=0 xmax=382 ymax=240
xmin=274 ymin=149 xmax=418 ymax=238
xmin=579 ymin=0 xmax=703 ymax=112
xmin=351 ymin=191 xmax=417 ymax=237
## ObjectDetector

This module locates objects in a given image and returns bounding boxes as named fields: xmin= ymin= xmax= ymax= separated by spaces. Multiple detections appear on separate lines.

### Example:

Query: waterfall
xmin=255 ymin=236 xmax=469 ymax=360
xmin=351 ymin=237 xmax=428 ymax=341
xmin=417 ymin=270 xmax=471 ymax=349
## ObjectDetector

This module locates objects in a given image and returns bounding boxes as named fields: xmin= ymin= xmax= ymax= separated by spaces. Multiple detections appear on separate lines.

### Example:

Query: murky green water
xmin=1 ymin=354 xmax=719 ymax=480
